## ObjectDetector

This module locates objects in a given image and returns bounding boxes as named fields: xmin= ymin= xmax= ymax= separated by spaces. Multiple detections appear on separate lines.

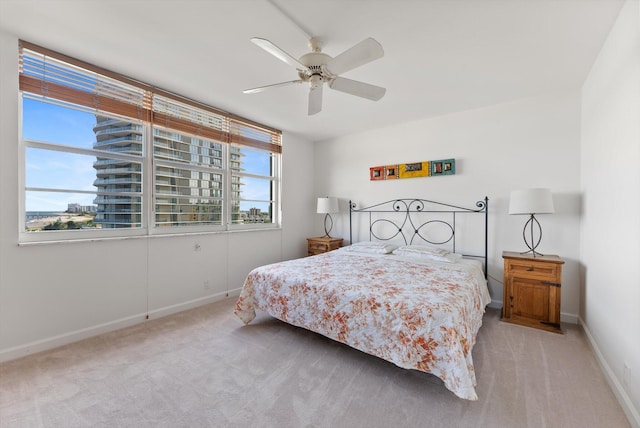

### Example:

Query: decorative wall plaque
xmin=370 ymin=159 xmax=455 ymax=181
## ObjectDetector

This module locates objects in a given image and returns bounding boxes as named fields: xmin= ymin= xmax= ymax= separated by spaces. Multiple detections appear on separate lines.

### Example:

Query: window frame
xmin=228 ymin=144 xmax=280 ymax=229
xmin=18 ymin=40 xmax=282 ymax=243
xmin=19 ymin=98 xmax=149 ymax=242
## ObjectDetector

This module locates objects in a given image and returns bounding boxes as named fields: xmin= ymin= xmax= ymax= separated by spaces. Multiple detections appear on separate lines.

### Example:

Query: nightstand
xmin=307 ymin=237 xmax=343 ymax=256
xmin=502 ymin=251 xmax=564 ymax=334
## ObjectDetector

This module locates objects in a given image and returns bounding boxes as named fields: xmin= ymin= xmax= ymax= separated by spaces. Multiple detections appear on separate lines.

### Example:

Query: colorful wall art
xmin=370 ymin=159 xmax=455 ymax=181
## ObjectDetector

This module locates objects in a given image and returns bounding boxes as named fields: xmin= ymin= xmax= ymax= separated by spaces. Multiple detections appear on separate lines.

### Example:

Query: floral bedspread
xmin=234 ymin=249 xmax=490 ymax=400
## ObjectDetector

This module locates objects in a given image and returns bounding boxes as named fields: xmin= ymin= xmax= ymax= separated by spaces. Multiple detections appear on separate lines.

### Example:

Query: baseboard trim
xmin=147 ymin=289 xmax=238 ymax=319
xmin=560 ymin=311 xmax=578 ymax=324
xmin=487 ymin=299 xmax=502 ymax=309
xmin=227 ymin=287 xmax=242 ymax=297
xmin=0 ymin=313 xmax=146 ymax=364
xmin=579 ymin=316 xmax=640 ymax=428
xmin=0 ymin=289 xmax=242 ymax=364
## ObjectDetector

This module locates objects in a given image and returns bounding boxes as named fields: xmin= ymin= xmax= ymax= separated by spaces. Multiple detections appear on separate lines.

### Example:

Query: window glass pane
xmin=235 ymin=200 xmax=273 ymax=224
xmin=93 ymin=162 xmax=143 ymax=193
xmin=26 ymin=148 xmax=142 ymax=193
xmin=23 ymin=99 xmax=143 ymax=155
xmin=25 ymin=191 xmax=142 ymax=231
xmin=155 ymin=197 xmax=222 ymax=227
xmin=23 ymin=98 xmax=96 ymax=149
xmin=155 ymin=166 xmax=223 ymax=198
xmin=154 ymin=128 xmax=223 ymax=167
xmin=233 ymin=176 xmax=272 ymax=202
xmin=26 ymin=190 xmax=97 ymax=217
xmin=229 ymin=145 xmax=276 ymax=226
xmin=23 ymin=99 xmax=144 ymax=233
xmin=93 ymin=196 xmax=143 ymax=228
xmin=93 ymin=115 xmax=143 ymax=155
xmin=234 ymin=145 xmax=273 ymax=176
xmin=92 ymin=155 xmax=143 ymax=230
xmin=153 ymin=128 xmax=225 ymax=228
xmin=25 ymin=192 xmax=100 ymax=232
xmin=26 ymin=148 xmax=99 ymax=191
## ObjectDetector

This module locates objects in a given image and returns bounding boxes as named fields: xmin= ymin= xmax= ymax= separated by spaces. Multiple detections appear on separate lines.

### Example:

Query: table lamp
xmin=508 ymin=188 xmax=554 ymax=257
xmin=317 ymin=197 xmax=338 ymax=238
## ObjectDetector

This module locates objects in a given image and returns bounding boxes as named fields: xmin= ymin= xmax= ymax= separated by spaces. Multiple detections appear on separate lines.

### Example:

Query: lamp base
xmin=519 ymin=249 xmax=546 ymax=258
xmin=322 ymin=213 xmax=334 ymax=238
xmin=521 ymin=214 xmax=545 ymax=257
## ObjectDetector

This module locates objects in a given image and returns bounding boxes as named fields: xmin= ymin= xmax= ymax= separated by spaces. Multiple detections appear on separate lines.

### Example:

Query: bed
xmin=234 ymin=197 xmax=490 ymax=400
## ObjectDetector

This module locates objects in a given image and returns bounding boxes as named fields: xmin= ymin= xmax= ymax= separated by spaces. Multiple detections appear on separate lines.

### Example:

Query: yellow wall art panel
xmin=399 ymin=161 xmax=430 ymax=179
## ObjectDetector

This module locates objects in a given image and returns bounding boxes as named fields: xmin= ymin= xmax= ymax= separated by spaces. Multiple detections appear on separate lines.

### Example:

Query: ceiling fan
xmin=244 ymin=36 xmax=386 ymax=115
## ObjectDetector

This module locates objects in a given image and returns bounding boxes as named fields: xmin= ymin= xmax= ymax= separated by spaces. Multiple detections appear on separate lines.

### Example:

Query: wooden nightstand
xmin=307 ymin=237 xmax=343 ymax=256
xmin=502 ymin=251 xmax=564 ymax=334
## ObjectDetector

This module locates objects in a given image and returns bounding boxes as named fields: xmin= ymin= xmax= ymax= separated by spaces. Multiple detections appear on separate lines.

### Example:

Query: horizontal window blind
xmin=152 ymin=94 xmax=228 ymax=144
xmin=19 ymin=40 xmax=282 ymax=153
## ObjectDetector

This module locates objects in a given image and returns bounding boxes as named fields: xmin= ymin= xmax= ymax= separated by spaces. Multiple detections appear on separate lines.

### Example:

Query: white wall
xmin=0 ymin=30 xmax=316 ymax=362
xmin=314 ymin=91 xmax=582 ymax=317
xmin=581 ymin=0 xmax=640 ymax=424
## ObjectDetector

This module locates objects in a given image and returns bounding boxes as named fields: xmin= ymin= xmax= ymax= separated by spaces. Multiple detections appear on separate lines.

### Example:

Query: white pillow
xmin=392 ymin=245 xmax=462 ymax=263
xmin=343 ymin=241 xmax=397 ymax=254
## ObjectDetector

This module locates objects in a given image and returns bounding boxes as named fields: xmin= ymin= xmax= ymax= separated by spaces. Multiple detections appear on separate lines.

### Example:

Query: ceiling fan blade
xmin=328 ymin=76 xmax=386 ymax=101
xmin=325 ymin=38 xmax=384 ymax=76
xmin=243 ymin=80 xmax=303 ymax=94
xmin=251 ymin=37 xmax=308 ymax=71
xmin=308 ymin=77 xmax=323 ymax=115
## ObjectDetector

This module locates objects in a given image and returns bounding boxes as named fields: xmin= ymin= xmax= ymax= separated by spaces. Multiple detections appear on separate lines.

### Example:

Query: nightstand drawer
xmin=307 ymin=237 xmax=343 ymax=256
xmin=310 ymin=242 xmax=330 ymax=252
xmin=507 ymin=261 xmax=558 ymax=278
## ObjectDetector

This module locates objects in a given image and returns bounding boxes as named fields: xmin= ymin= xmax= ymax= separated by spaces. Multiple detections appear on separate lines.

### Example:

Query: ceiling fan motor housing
xmin=299 ymin=52 xmax=333 ymax=82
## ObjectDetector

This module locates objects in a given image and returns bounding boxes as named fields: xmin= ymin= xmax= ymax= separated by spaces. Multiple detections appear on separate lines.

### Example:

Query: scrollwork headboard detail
xmin=349 ymin=197 xmax=489 ymax=278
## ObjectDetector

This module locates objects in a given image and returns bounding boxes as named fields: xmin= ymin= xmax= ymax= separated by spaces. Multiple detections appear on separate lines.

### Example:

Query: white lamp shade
xmin=317 ymin=197 xmax=338 ymax=214
xmin=508 ymin=188 xmax=555 ymax=215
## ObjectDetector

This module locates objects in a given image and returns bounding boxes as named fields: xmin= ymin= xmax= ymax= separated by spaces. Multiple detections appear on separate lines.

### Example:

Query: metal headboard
xmin=349 ymin=197 xmax=489 ymax=278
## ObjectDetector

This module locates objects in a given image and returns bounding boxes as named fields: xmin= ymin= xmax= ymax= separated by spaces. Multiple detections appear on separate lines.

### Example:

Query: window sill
xmin=18 ymin=226 xmax=282 ymax=246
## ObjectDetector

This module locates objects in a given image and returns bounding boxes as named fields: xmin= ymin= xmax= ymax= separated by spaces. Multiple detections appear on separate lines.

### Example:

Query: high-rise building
xmin=93 ymin=116 xmax=244 ymax=227
xmin=92 ymin=116 xmax=143 ymax=228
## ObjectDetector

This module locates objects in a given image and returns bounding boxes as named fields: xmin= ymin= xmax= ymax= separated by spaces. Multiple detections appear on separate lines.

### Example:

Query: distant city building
xmin=67 ymin=203 xmax=96 ymax=213
xmin=242 ymin=207 xmax=266 ymax=223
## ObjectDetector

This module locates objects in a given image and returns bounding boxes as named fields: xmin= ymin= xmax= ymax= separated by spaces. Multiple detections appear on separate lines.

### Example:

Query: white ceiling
xmin=0 ymin=0 xmax=624 ymax=142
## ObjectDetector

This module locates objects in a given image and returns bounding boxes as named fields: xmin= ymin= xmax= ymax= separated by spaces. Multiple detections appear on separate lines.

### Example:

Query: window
xmin=152 ymin=127 xmax=225 ymax=227
xmin=19 ymin=41 xmax=281 ymax=241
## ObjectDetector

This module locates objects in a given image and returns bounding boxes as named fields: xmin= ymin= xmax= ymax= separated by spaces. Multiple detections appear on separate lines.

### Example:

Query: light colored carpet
xmin=0 ymin=298 xmax=630 ymax=428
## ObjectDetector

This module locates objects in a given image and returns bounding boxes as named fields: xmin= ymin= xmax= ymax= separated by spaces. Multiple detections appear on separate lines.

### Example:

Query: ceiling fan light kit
xmin=244 ymin=36 xmax=386 ymax=115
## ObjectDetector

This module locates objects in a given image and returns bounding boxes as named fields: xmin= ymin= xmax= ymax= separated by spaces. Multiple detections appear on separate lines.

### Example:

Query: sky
xmin=23 ymin=98 xmax=272 ymax=212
